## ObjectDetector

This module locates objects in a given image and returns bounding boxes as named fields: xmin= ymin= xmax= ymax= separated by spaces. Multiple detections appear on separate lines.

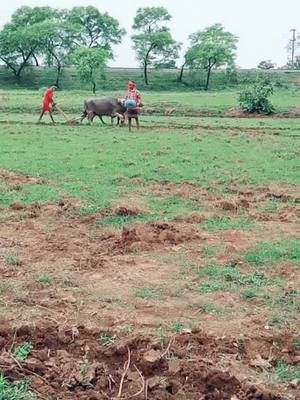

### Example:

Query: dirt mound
xmin=216 ymin=200 xmax=238 ymax=211
xmin=234 ymin=185 xmax=300 ymax=205
xmin=74 ymin=222 xmax=202 ymax=270
xmin=119 ymin=222 xmax=201 ymax=252
xmin=0 ymin=323 xmax=288 ymax=400
xmin=225 ymin=108 xmax=267 ymax=118
xmin=114 ymin=206 xmax=140 ymax=216
xmin=10 ymin=201 xmax=26 ymax=210
xmin=0 ymin=170 xmax=44 ymax=186
xmin=4 ymin=200 xmax=79 ymax=220
xmin=225 ymin=107 xmax=300 ymax=119
xmin=150 ymin=182 xmax=211 ymax=200
xmin=251 ymin=204 xmax=300 ymax=223
xmin=82 ymin=222 xmax=201 ymax=259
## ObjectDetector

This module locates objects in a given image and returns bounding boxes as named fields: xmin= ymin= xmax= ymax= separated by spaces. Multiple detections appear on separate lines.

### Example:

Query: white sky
xmin=1 ymin=0 xmax=299 ymax=68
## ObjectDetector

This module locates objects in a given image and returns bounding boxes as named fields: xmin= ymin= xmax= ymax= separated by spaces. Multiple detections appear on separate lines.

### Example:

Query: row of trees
xmin=0 ymin=5 xmax=239 ymax=91
xmin=1 ymin=6 xmax=298 ymax=91
xmin=257 ymin=58 xmax=300 ymax=70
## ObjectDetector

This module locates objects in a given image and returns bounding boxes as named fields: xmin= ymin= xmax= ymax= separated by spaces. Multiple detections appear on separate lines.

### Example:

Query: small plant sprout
xmin=80 ymin=353 xmax=89 ymax=378
xmin=13 ymin=342 xmax=33 ymax=361
xmin=99 ymin=333 xmax=117 ymax=345
xmin=4 ymin=253 xmax=21 ymax=266
xmin=36 ymin=275 xmax=54 ymax=285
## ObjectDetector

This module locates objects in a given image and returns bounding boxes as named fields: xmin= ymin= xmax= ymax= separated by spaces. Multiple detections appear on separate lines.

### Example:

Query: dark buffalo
xmin=81 ymin=97 xmax=126 ymax=125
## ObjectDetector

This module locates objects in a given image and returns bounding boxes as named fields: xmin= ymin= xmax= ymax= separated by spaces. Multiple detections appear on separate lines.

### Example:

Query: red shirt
xmin=43 ymin=88 xmax=55 ymax=111
xmin=125 ymin=89 xmax=141 ymax=106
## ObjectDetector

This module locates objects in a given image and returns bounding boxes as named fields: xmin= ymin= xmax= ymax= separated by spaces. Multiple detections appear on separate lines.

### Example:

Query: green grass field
xmin=1 ymin=86 xmax=300 ymax=115
xmin=0 ymin=87 xmax=299 ymax=399
xmin=0 ymin=110 xmax=299 ymax=211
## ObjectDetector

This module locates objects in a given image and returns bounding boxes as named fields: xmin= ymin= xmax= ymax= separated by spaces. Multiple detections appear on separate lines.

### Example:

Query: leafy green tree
xmin=0 ymin=22 xmax=49 ymax=79
xmin=293 ymin=56 xmax=300 ymax=70
xmin=185 ymin=24 xmax=238 ymax=90
xmin=284 ymin=56 xmax=300 ymax=70
xmin=226 ymin=62 xmax=238 ymax=84
xmin=0 ymin=6 xmax=58 ymax=79
xmin=9 ymin=6 xmax=57 ymax=26
xmin=257 ymin=60 xmax=276 ymax=70
xmin=7 ymin=6 xmax=59 ymax=66
xmin=154 ymin=60 xmax=177 ymax=69
xmin=66 ymin=6 xmax=125 ymax=55
xmin=40 ymin=18 xmax=75 ymax=87
xmin=132 ymin=7 xmax=180 ymax=85
xmin=73 ymin=48 xmax=109 ymax=93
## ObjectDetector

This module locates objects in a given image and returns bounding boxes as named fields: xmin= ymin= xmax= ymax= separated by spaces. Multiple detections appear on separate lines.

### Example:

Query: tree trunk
xmin=178 ymin=62 xmax=186 ymax=82
xmin=16 ymin=63 xmax=26 ymax=81
xmin=143 ymin=44 xmax=155 ymax=85
xmin=16 ymin=50 xmax=34 ymax=81
xmin=47 ymin=47 xmax=62 ymax=88
xmin=0 ymin=57 xmax=17 ymax=77
xmin=205 ymin=66 xmax=212 ymax=90
xmin=92 ymin=80 xmax=96 ymax=94
xmin=32 ymin=53 xmax=39 ymax=67
xmin=144 ymin=60 xmax=149 ymax=86
xmin=55 ymin=64 xmax=62 ymax=88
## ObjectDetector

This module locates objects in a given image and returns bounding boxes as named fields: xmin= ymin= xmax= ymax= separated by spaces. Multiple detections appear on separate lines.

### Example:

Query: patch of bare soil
xmin=287 ymin=107 xmax=300 ymax=118
xmin=148 ymin=182 xmax=300 ymax=228
xmin=75 ymin=222 xmax=202 ymax=273
xmin=225 ymin=109 xmax=270 ymax=118
xmin=0 ymin=323 xmax=297 ymax=400
xmin=225 ymin=107 xmax=300 ymax=119
xmin=0 ymin=170 xmax=44 ymax=187
xmin=140 ymin=125 xmax=271 ymax=137
xmin=150 ymin=182 xmax=211 ymax=200
xmin=294 ymin=76 xmax=300 ymax=86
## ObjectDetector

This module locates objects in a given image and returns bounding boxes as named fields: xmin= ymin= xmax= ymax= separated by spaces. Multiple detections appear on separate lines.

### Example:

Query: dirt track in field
xmin=0 ymin=171 xmax=299 ymax=399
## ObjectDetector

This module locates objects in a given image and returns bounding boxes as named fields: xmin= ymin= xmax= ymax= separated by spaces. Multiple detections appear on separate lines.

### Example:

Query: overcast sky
xmin=1 ymin=0 xmax=299 ymax=68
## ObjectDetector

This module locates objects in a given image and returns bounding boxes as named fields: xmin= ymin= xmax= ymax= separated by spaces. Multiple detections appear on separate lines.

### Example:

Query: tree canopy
xmin=184 ymin=24 xmax=238 ymax=89
xmin=73 ymin=48 xmax=109 ymax=93
xmin=66 ymin=6 xmax=125 ymax=55
xmin=257 ymin=60 xmax=276 ymax=70
xmin=132 ymin=7 xmax=180 ymax=85
xmin=0 ymin=5 xmax=125 ymax=82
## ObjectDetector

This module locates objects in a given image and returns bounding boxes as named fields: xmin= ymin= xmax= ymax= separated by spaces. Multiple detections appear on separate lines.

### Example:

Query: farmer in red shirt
xmin=38 ymin=86 xmax=57 ymax=123
xmin=124 ymin=81 xmax=142 ymax=131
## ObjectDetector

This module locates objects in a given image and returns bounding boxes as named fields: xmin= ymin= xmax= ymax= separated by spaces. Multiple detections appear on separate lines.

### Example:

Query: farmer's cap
xmin=128 ymin=81 xmax=136 ymax=90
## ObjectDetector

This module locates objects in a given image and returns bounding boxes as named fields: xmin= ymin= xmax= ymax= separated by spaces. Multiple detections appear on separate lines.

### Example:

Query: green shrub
xmin=238 ymin=80 xmax=274 ymax=114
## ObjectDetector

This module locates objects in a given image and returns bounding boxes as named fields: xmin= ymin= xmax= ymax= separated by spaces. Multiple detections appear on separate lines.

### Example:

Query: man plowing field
xmin=38 ymin=86 xmax=57 ymax=124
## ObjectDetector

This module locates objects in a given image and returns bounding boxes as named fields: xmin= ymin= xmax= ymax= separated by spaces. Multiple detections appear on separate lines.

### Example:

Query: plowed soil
xmin=0 ymin=171 xmax=299 ymax=399
xmin=0 ymin=323 xmax=298 ymax=400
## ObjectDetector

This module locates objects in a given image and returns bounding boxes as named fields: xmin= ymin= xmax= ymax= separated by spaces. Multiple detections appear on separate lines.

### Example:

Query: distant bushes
xmin=0 ymin=65 xmax=297 ymax=92
xmin=238 ymin=80 xmax=275 ymax=114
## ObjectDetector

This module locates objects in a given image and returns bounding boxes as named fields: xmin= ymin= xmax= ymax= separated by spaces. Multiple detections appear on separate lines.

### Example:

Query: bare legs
xmin=128 ymin=117 xmax=140 ymax=132
xmin=38 ymin=109 xmax=55 ymax=124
